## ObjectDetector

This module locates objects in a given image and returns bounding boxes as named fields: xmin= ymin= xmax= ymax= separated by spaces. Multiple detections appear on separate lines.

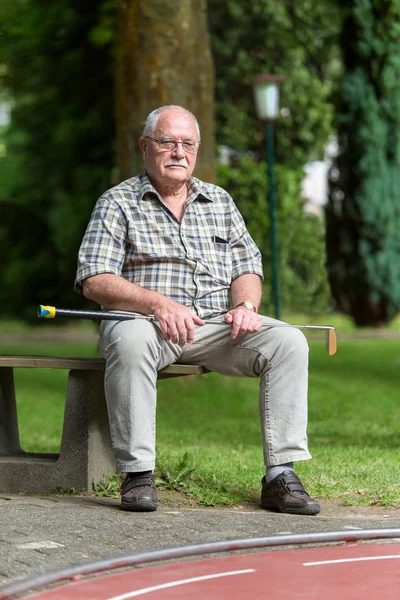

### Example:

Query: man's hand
xmin=153 ymin=300 xmax=205 ymax=346
xmin=224 ymin=307 xmax=263 ymax=339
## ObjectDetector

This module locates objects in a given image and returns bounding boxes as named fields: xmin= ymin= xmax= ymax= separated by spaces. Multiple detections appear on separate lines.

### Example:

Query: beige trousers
xmin=99 ymin=314 xmax=312 ymax=472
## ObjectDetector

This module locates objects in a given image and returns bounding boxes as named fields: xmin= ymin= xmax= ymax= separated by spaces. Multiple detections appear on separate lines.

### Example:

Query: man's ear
xmin=139 ymin=136 xmax=147 ymax=159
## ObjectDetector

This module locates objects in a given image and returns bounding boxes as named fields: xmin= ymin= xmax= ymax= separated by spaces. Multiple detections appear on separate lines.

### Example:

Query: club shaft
xmin=37 ymin=305 xmax=337 ymax=355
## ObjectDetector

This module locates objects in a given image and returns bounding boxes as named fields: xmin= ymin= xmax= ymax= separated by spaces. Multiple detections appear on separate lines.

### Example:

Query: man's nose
xmin=172 ymin=142 xmax=185 ymax=157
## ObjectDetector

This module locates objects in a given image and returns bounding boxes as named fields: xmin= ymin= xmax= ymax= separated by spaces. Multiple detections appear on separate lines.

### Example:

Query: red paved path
xmin=26 ymin=542 xmax=400 ymax=600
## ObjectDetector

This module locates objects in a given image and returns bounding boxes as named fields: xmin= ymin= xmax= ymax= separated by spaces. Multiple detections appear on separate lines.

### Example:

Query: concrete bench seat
xmin=0 ymin=356 xmax=209 ymax=494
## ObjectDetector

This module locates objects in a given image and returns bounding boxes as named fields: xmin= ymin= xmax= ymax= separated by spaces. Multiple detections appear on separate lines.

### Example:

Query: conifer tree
xmin=326 ymin=0 xmax=400 ymax=325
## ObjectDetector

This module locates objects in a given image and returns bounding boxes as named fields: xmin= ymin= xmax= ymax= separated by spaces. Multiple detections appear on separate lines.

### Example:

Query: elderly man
xmin=75 ymin=105 xmax=320 ymax=515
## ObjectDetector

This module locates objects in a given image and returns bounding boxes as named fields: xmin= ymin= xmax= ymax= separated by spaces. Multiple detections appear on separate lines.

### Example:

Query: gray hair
xmin=143 ymin=105 xmax=201 ymax=138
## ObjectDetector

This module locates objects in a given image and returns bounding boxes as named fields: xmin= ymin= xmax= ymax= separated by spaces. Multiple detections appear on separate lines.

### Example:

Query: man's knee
xmin=101 ymin=320 xmax=160 ymax=363
xmin=264 ymin=326 xmax=309 ymax=360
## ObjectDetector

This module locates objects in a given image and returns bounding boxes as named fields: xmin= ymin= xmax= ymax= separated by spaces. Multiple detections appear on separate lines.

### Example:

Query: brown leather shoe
xmin=261 ymin=470 xmax=320 ymax=515
xmin=120 ymin=472 xmax=158 ymax=512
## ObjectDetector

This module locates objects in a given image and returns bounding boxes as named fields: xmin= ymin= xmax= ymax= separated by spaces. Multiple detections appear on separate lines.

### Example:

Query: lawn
xmin=1 ymin=317 xmax=399 ymax=507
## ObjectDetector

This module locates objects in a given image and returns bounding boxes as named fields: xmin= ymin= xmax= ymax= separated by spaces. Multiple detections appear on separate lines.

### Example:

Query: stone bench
xmin=0 ymin=356 xmax=209 ymax=494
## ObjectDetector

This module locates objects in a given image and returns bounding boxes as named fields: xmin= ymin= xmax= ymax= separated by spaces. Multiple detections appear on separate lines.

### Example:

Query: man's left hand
xmin=224 ymin=307 xmax=263 ymax=339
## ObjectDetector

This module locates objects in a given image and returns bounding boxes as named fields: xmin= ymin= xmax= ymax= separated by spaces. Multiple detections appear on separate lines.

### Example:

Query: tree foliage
xmin=0 ymin=0 xmax=115 ymax=317
xmin=208 ymin=0 xmax=340 ymax=169
xmin=208 ymin=0 xmax=340 ymax=313
xmin=0 ymin=0 xmax=340 ymax=319
xmin=326 ymin=0 xmax=400 ymax=325
xmin=218 ymin=159 xmax=330 ymax=315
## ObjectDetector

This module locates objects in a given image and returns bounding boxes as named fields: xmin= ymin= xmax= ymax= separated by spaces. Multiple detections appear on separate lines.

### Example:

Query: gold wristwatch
xmin=235 ymin=301 xmax=257 ymax=312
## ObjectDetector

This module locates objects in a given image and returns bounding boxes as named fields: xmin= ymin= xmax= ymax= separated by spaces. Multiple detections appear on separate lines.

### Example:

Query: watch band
xmin=235 ymin=301 xmax=257 ymax=312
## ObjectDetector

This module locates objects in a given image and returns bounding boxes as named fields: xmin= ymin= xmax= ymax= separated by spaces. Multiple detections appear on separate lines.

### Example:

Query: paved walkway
xmin=1 ymin=493 xmax=400 ymax=587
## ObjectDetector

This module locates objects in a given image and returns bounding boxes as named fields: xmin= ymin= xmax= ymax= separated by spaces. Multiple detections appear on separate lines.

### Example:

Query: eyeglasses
xmin=145 ymin=136 xmax=200 ymax=154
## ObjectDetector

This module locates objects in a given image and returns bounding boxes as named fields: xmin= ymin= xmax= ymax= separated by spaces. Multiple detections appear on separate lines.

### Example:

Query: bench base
xmin=0 ymin=357 xmax=209 ymax=494
xmin=0 ymin=369 xmax=115 ymax=494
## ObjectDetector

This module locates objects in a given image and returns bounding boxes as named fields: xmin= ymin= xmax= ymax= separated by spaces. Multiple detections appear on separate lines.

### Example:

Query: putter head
xmin=326 ymin=329 xmax=337 ymax=355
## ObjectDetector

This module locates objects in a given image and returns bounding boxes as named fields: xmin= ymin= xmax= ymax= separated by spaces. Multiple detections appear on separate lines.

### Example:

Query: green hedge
xmin=217 ymin=159 xmax=331 ymax=315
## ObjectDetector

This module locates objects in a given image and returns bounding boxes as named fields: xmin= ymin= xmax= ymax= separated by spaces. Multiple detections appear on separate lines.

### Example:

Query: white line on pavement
xmin=106 ymin=569 xmax=256 ymax=599
xmin=304 ymin=555 xmax=400 ymax=566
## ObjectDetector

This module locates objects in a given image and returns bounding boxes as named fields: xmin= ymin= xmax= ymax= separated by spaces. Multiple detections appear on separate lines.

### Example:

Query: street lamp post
xmin=252 ymin=73 xmax=284 ymax=320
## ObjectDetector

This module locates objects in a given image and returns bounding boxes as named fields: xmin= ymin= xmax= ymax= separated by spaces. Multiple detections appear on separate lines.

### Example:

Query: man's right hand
xmin=82 ymin=274 xmax=204 ymax=346
xmin=153 ymin=300 xmax=205 ymax=346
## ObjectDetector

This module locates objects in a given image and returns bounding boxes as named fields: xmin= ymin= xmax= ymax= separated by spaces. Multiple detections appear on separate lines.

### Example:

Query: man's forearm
xmin=231 ymin=274 xmax=263 ymax=310
xmin=82 ymin=273 xmax=167 ymax=314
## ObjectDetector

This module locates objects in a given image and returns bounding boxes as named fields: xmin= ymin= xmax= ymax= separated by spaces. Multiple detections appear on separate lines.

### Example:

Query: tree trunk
xmin=116 ymin=0 xmax=215 ymax=183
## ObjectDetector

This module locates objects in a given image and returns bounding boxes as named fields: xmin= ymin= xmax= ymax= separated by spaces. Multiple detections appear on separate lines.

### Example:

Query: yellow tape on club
xmin=37 ymin=305 xmax=57 ymax=319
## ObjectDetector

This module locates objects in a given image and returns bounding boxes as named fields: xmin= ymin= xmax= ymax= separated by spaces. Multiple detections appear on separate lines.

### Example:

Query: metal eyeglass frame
xmin=144 ymin=136 xmax=200 ymax=153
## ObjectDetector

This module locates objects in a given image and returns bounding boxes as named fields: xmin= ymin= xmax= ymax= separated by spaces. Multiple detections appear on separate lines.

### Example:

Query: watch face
xmin=237 ymin=302 xmax=256 ymax=311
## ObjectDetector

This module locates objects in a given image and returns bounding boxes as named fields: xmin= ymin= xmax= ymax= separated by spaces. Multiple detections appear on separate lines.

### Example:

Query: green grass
xmin=1 ymin=321 xmax=399 ymax=508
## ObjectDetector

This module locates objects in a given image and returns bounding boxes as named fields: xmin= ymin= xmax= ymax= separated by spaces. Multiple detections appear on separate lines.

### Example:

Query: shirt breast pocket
xmin=208 ymin=239 xmax=232 ymax=284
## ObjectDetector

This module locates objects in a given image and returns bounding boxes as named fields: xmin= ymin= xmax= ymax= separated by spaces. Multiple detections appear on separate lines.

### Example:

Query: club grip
xmin=37 ymin=305 xmax=56 ymax=319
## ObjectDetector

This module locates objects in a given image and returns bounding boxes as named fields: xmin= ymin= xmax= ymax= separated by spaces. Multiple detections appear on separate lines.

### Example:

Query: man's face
xmin=140 ymin=109 xmax=200 ymax=189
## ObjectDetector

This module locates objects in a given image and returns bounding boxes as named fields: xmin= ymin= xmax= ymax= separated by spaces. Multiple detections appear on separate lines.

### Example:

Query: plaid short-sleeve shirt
xmin=75 ymin=173 xmax=263 ymax=318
